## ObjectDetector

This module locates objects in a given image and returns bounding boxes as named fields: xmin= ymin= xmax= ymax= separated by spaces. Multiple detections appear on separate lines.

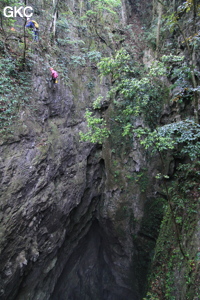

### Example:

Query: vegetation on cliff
xmin=80 ymin=0 xmax=200 ymax=298
xmin=0 ymin=0 xmax=200 ymax=299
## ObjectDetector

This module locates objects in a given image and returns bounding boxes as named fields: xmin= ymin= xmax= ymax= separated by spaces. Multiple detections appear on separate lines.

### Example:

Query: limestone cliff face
xmin=0 ymin=1 xmax=159 ymax=299
xmin=0 ymin=59 xmax=147 ymax=299
xmin=2 ymin=0 xmax=199 ymax=299
xmin=0 ymin=64 xmax=103 ymax=298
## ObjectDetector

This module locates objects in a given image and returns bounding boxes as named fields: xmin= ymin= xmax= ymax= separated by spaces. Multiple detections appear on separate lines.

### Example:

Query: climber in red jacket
xmin=50 ymin=68 xmax=58 ymax=84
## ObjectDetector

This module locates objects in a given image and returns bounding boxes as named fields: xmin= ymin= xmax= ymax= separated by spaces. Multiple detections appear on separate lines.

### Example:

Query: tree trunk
xmin=152 ymin=0 xmax=156 ymax=21
xmin=156 ymin=1 xmax=163 ymax=58
xmin=50 ymin=0 xmax=59 ymax=42
xmin=192 ymin=0 xmax=199 ymax=122
xmin=173 ymin=0 xmax=176 ymax=12
xmin=22 ymin=0 xmax=27 ymax=68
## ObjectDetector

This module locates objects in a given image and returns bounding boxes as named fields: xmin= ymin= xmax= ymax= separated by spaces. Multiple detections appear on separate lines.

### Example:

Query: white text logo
xmin=3 ymin=6 xmax=33 ymax=18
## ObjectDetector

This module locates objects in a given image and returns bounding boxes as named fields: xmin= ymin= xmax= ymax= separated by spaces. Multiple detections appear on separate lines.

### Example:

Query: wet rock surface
xmin=0 ymin=3 xmax=163 ymax=299
xmin=0 ymin=65 xmax=161 ymax=299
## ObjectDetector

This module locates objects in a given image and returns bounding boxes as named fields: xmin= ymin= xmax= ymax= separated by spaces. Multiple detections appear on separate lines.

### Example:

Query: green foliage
xmin=147 ymin=158 xmax=200 ymax=300
xmin=134 ymin=169 xmax=149 ymax=193
xmin=0 ymin=57 xmax=18 ymax=132
xmin=136 ymin=119 xmax=200 ymax=299
xmin=161 ymin=55 xmax=197 ymax=103
xmin=146 ymin=0 xmax=200 ymax=116
xmin=134 ymin=120 xmax=200 ymax=180
xmin=69 ymin=55 xmax=86 ymax=66
xmin=80 ymin=49 xmax=170 ymax=143
xmin=99 ymin=49 xmax=168 ymax=129
xmin=83 ymin=0 xmax=121 ymax=19
xmin=80 ymin=0 xmax=121 ymax=37
xmin=157 ymin=120 xmax=200 ymax=160
xmin=143 ymin=292 xmax=159 ymax=300
xmin=161 ymin=55 xmax=185 ymax=63
xmin=140 ymin=119 xmax=200 ymax=300
xmin=93 ymin=95 xmax=104 ymax=109
xmin=166 ymin=0 xmax=199 ymax=32
xmin=0 ymin=56 xmax=32 ymax=134
xmin=98 ymin=48 xmax=132 ymax=78
xmin=87 ymin=51 xmax=102 ymax=62
xmin=69 ymin=51 xmax=102 ymax=67
xmin=80 ymin=109 xmax=110 ymax=143
xmin=0 ymin=0 xmax=17 ymax=30
xmin=56 ymin=16 xmax=70 ymax=30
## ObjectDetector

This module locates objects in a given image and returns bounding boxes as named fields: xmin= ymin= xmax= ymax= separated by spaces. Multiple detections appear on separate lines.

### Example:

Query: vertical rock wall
xmin=0 ymin=66 xmax=105 ymax=299
xmin=0 ymin=0 xmax=163 ymax=299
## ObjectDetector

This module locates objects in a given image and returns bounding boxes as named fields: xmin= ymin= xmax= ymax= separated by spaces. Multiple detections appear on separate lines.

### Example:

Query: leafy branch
xmin=134 ymin=119 xmax=200 ymax=260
